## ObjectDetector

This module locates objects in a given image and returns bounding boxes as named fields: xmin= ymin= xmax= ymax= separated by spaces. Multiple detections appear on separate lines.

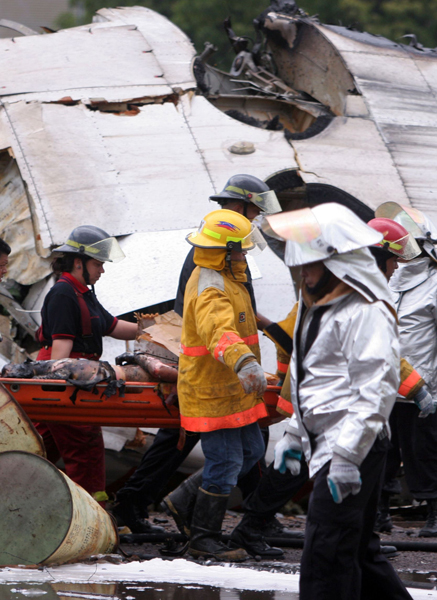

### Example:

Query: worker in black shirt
xmin=113 ymin=175 xmax=283 ymax=536
xmin=36 ymin=226 xmax=138 ymax=505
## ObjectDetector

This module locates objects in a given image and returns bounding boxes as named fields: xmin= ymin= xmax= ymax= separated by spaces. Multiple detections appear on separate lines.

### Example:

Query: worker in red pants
xmin=35 ymin=225 xmax=138 ymax=506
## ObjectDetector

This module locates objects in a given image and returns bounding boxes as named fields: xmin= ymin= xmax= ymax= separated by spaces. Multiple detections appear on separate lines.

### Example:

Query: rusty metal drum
xmin=0 ymin=383 xmax=45 ymax=456
xmin=0 ymin=451 xmax=118 ymax=566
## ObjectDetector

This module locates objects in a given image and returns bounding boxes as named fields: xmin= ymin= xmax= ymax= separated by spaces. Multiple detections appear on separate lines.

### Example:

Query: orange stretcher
xmin=0 ymin=379 xmax=284 ymax=429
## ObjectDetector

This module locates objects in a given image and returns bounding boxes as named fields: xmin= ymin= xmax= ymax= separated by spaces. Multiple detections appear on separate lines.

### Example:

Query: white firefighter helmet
xmin=375 ymin=202 xmax=437 ymax=262
xmin=262 ymin=203 xmax=383 ymax=267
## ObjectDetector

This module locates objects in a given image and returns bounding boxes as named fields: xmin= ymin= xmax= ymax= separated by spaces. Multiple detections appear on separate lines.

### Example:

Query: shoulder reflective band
xmin=398 ymin=369 xmax=422 ymax=397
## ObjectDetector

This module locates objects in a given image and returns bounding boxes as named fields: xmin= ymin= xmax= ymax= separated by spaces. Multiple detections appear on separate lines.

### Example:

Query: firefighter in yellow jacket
xmin=178 ymin=208 xmax=268 ymax=561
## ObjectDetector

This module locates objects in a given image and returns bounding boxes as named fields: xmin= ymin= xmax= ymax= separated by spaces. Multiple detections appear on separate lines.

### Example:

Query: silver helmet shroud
xmin=262 ymin=202 xmax=395 ymax=310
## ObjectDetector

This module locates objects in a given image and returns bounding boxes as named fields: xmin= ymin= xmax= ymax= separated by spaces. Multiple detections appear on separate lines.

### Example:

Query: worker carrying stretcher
xmin=34 ymin=226 xmax=138 ymax=504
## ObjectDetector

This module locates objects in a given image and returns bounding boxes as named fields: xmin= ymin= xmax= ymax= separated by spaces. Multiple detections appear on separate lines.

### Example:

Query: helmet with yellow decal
xmin=367 ymin=218 xmax=421 ymax=260
xmin=55 ymin=225 xmax=125 ymax=263
xmin=187 ymin=209 xmax=266 ymax=254
xmin=210 ymin=174 xmax=281 ymax=215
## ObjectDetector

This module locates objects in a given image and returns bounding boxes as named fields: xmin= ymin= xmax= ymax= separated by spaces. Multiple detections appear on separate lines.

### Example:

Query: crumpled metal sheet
xmin=314 ymin=22 xmax=437 ymax=223
xmin=0 ymin=23 xmax=179 ymax=97
xmin=0 ymin=151 xmax=51 ymax=285
xmin=1 ymin=95 xmax=297 ymax=249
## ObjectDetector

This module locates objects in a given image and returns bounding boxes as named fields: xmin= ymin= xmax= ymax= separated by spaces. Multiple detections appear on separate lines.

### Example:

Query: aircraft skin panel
xmin=1 ymin=94 xmax=299 ymax=249
xmin=95 ymin=6 xmax=196 ymax=87
xmin=94 ymin=229 xmax=193 ymax=317
xmin=0 ymin=25 xmax=170 ymax=97
xmin=2 ymin=85 xmax=173 ymax=105
xmin=181 ymin=95 xmax=299 ymax=195
xmin=291 ymin=116 xmax=410 ymax=210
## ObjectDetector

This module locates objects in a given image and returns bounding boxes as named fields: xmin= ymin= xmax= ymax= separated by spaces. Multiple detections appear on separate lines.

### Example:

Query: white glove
xmin=414 ymin=387 xmax=437 ymax=418
xmin=237 ymin=361 xmax=267 ymax=395
xmin=327 ymin=454 xmax=362 ymax=504
xmin=274 ymin=431 xmax=302 ymax=475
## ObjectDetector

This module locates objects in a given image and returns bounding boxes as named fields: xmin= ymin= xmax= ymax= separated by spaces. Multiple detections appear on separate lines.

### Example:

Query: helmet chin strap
xmin=80 ymin=256 xmax=91 ymax=286
xmin=226 ymin=241 xmax=242 ymax=280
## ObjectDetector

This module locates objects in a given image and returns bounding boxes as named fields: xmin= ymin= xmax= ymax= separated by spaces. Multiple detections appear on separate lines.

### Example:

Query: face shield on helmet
xmin=367 ymin=218 xmax=421 ymax=261
xmin=55 ymin=225 xmax=125 ymax=263
xmin=186 ymin=209 xmax=267 ymax=255
xmin=210 ymin=174 xmax=282 ymax=215
xmin=224 ymin=185 xmax=281 ymax=215
xmin=64 ymin=237 xmax=125 ymax=263
xmin=262 ymin=203 xmax=383 ymax=267
xmin=375 ymin=202 xmax=437 ymax=262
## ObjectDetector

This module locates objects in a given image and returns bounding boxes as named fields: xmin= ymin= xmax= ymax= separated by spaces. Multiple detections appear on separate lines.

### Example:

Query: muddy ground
xmin=118 ymin=508 xmax=437 ymax=578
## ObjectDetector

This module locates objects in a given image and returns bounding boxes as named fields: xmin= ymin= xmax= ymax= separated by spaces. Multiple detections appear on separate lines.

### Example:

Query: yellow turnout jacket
xmin=178 ymin=248 xmax=267 ymax=432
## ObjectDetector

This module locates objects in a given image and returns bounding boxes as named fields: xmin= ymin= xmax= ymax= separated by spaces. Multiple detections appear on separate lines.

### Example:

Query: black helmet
xmin=210 ymin=174 xmax=281 ymax=214
xmin=55 ymin=225 xmax=125 ymax=263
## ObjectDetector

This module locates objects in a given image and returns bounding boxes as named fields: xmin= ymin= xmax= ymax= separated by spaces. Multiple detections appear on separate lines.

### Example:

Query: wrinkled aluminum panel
xmin=0 ymin=153 xmax=51 ymax=285
xmin=95 ymin=7 xmax=196 ymax=89
xmin=2 ymin=96 xmax=299 ymax=248
xmin=181 ymin=95 xmax=299 ymax=193
xmin=380 ymin=124 xmax=437 ymax=211
xmin=318 ymin=23 xmax=437 ymax=222
xmin=4 ymin=85 xmax=172 ymax=105
xmin=0 ymin=25 xmax=172 ymax=97
xmin=0 ymin=19 xmax=195 ymax=99
xmin=292 ymin=117 xmax=410 ymax=209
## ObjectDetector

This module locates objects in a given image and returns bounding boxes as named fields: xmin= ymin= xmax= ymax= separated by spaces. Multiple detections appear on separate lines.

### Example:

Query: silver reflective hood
xmin=324 ymin=247 xmax=396 ymax=312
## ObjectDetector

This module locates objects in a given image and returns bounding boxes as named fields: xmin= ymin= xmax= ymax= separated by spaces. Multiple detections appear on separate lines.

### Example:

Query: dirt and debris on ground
xmin=118 ymin=508 xmax=437 ymax=576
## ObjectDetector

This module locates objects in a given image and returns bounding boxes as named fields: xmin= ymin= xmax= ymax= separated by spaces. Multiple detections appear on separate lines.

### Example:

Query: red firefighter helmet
xmin=367 ymin=218 xmax=421 ymax=260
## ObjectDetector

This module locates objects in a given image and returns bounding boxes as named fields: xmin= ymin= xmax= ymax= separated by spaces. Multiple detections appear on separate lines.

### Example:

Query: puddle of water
xmin=400 ymin=571 xmax=437 ymax=590
xmin=0 ymin=582 xmax=298 ymax=600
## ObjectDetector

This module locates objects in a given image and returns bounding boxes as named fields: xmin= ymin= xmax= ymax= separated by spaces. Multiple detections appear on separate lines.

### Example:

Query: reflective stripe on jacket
xmin=178 ymin=257 xmax=267 ymax=432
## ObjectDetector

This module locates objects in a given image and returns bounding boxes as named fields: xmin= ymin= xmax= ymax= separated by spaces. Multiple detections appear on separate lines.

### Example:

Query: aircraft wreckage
xmin=0 ymin=0 xmax=437 ymax=568
xmin=0 ymin=0 xmax=436 ymax=369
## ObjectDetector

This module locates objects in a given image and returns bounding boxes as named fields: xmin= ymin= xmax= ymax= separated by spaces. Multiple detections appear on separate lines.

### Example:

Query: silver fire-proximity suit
xmin=263 ymin=203 xmax=412 ymax=600
xmin=385 ymin=257 xmax=437 ymax=500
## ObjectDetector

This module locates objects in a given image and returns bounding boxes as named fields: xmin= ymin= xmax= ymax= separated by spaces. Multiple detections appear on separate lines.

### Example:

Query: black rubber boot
xmin=243 ymin=514 xmax=304 ymax=539
xmin=161 ymin=469 xmax=204 ymax=536
xmin=419 ymin=499 xmax=437 ymax=537
xmin=374 ymin=491 xmax=393 ymax=533
xmin=230 ymin=517 xmax=284 ymax=558
xmin=112 ymin=496 xmax=165 ymax=534
xmin=189 ymin=488 xmax=248 ymax=562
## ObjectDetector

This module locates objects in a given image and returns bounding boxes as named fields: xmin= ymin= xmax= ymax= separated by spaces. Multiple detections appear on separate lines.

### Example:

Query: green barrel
xmin=0 ymin=451 xmax=117 ymax=566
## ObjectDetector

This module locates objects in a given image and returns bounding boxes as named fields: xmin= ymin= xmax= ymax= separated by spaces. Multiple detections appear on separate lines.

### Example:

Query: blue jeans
xmin=200 ymin=422 xmax=265 ymax=494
